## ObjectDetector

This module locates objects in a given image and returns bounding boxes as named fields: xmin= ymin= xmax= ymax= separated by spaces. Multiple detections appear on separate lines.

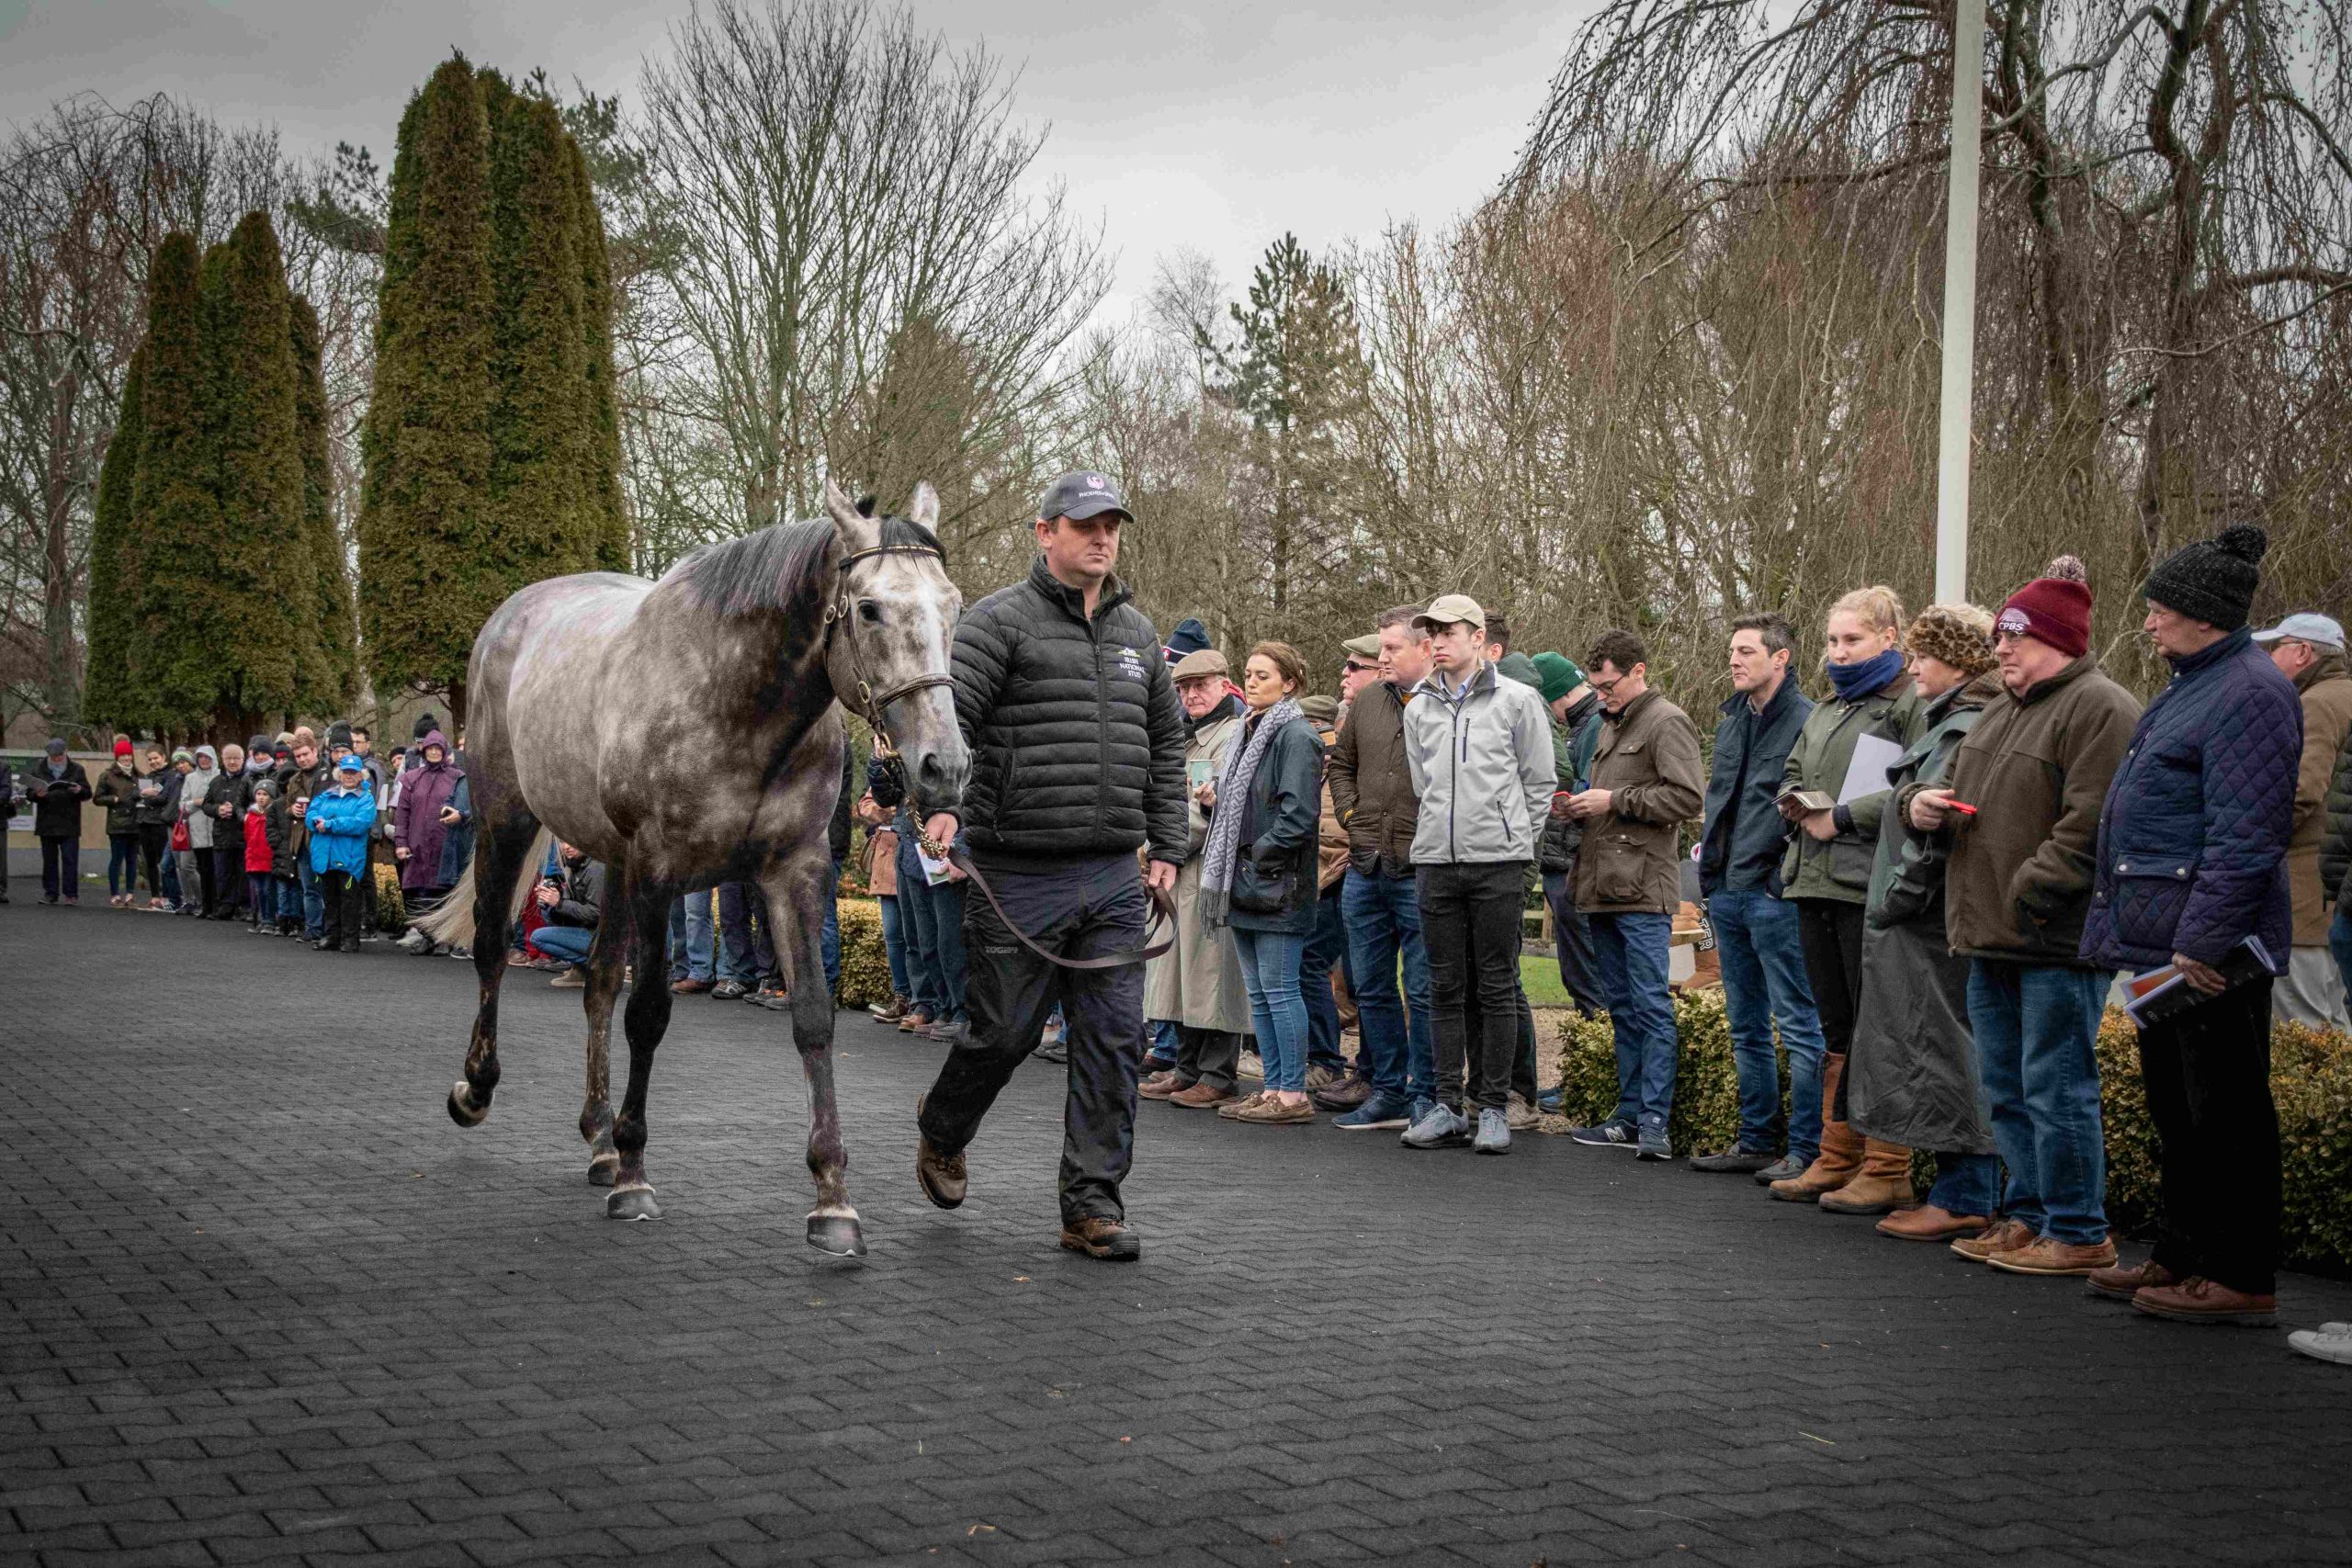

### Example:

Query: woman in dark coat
xmin=1848 ymin=604 xmax=2004 ymax=1240
xmin=1197 ymin=642 xmax=1325 ymax=1125
xmin=92 ymin=739 xmax=141 ymax=906
xmin=130 ymin=745 xmax=180 ymax=908
xmin=390 ymin=729 xmax=461 ymax=901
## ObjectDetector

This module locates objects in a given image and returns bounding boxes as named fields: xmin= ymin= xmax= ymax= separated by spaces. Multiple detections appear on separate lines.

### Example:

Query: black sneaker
xmin=1635 ymin=1117 xmax=1674 ymax=1161
xmin=1690 ymin=1145 xmax=1779 ymax=1175
xmin=1035 ymin=1039 xmax=1069 ymax=1066
xmin=1567 ymin=1118 xmax=1638 ymax=1149
xmin=712 ymin=979 xmax=749 ymax=1000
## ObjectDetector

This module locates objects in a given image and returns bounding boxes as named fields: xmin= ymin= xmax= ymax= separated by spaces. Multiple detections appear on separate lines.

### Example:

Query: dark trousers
xmin=920 ymin=853 xmax=1147 ymax=1224
xmin=2138 ymin=979 xmax=2281 ymax=1295
xmin=137 ymin=823 xmax=168 ymax=896
xmin=212 ymin=845 xmax=246 ymax=915
xmin=1300 ymin=884 xmax=1351 ymax=1075
xmin=1418 ymin=860 xmax=1528 ymax=1112
xmin=39 ymin=837 xmax=79 ymax=899
xmin=1465 ymin=980 xmax=1540 ymax=1105
xmin=107 ymin=833 xmax=140 ymax=897
xmin=1542 ymin=868 xmax=1607 ymax=1018
xmin=245 ymin=871 xmax=272 ymax=919
xmin=319 ymin=869 xmax=364 ymax=947
xmin=191 ymin=843 xmax=219 ymax=915
xmin=1796 ymin=897 xmax=1866 ymax=1116
xmin=1176 ymin=1026 xmax=1243 ymax=1095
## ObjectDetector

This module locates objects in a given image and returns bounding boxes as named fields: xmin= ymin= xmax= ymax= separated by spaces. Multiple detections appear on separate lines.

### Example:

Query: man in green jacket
xmin=1564 ymin=628 xmax=1707 ymax=1160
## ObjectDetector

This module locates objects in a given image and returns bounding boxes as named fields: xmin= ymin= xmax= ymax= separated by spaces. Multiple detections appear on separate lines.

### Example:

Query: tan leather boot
xmin=1818 ymin=1139 xmax=1917 ymax=1214
xmin=1768 ymin=1055 xmax=1861 ymax=1202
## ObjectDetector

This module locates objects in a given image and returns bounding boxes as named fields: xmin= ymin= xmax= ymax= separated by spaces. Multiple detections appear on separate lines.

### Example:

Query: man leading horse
xmin=915 ymin=471 xmax=1188 ymax=1262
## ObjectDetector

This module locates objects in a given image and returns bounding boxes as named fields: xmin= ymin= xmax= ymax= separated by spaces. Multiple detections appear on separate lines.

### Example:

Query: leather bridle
xmin=824 ymin=542 xmax=956 ymax=750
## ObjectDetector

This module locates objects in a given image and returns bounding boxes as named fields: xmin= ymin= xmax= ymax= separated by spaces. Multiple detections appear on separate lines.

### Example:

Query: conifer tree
xmin=198 ymin=211 xmax=313 ymax=733
xmin=132 ymin=231 xmax=228 ymax=737
xmin=84 ymin=345 xmax=148 ymax=730
xmin=290 ymin=294 xmax=356 ymax=710
xmin=570 ymin=136 xmax=631 ymax=571
xmin=359 ymin=54 xmax=496 ymax=716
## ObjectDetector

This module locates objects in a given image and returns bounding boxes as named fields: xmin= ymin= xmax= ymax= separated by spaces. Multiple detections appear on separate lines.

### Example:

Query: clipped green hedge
xmin=835 ymin=897 xmax=893 ymax=1011
xmin=1555 ymin=990 xmax=2352 ymax=1273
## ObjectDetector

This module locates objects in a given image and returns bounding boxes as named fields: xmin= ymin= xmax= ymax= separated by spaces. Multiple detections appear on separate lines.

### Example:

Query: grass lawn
xmin=1521 ymin=952 xmax=1575 ymax=1009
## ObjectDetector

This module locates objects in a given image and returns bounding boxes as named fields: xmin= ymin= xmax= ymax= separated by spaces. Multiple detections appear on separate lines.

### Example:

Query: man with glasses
xmin=2253 ymin=614 xmax=2352 ymax=1031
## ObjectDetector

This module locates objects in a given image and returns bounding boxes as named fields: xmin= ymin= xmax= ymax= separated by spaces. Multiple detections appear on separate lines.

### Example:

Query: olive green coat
xmin=1779 ymin=671 xmax=1923 ymax=904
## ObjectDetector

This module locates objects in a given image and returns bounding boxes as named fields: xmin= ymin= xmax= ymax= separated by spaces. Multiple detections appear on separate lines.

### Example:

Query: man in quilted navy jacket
xmin=2081 ymin=525 xmax=2301 ymax=1325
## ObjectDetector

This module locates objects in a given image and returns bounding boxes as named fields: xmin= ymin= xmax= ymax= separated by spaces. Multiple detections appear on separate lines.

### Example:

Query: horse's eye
xmin=856 ymin=600 xmax=882 ymax=625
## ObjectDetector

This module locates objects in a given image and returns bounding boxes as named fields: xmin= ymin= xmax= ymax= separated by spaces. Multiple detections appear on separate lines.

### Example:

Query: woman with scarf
xmin=1194 ymin=642 xmax=1325 ymax=1125
xmin=1846 ymin=605 xmax=2007 ymax=1238
xmin=1769 ymin=585 xmax=1926 ymax=1208
xmin=175 ymin=745 xmax=220 ymax=917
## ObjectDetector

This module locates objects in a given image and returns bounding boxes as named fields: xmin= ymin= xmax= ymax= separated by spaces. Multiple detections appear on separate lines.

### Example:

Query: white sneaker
xmin=2290 ymin=1328 xmax=2352 ymax=1366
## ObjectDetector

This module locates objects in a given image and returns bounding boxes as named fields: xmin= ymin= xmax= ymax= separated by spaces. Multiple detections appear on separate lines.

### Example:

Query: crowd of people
xmin=13 ymin=480 xmax=2351 ymax=1359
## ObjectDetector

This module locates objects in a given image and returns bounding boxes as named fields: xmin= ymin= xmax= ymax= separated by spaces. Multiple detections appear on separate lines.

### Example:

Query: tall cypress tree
xmin=198 ymin=211 xmax=313 ymax=734
xmin=290 ymin=294 xmax=356 ymax=711
xmin=484 ymin=81 xmax=589 ymax=578
xmin=84 ymin=345 xmax=148 ymax=730
xmin=133 ymin=232 xmax=228 ymax=738
xmin=569 ymin=136 xmax=630 ymax=571
xmin=359 ymin=54 xmax=496 ymax=716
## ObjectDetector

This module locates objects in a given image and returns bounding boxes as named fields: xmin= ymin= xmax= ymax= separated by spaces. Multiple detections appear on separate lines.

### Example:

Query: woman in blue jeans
xmin=1198 ymin=642 xmax=1325 ymax=1125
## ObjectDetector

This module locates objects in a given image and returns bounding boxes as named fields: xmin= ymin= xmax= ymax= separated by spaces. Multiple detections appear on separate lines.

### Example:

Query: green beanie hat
xmin=1530 ymin=651 xmax=1582 ymax=705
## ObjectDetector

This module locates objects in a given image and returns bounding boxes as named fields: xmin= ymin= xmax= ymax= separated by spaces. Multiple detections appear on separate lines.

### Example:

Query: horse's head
xmin=821 ymin=478 xmax=969 ymax=817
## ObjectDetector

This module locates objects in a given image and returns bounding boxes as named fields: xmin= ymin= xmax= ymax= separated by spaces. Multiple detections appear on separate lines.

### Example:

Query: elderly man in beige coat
xmin=1141 ymin=649 xmax=1255 ymax=1108
xmin=2256 ymin=613 xmax=2352 ymax=1030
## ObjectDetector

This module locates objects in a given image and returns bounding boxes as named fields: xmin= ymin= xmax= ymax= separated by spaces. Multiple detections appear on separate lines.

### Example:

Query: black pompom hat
xmin=2143 ymin=524 xmax=2267 ymax=632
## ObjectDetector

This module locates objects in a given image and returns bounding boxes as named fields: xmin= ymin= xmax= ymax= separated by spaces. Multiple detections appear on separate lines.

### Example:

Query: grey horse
xmin=409 ymin=479 xmax=967 ymax=1256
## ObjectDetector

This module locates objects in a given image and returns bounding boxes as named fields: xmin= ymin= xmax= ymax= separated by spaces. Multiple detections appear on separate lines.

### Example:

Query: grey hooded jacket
xmin=1403 ymin=661 xmax=1557 ymax=865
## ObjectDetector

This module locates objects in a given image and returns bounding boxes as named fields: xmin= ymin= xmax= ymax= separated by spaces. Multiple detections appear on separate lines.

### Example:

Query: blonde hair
xmin=1827 ymin=584 xmax=1906 ymax=642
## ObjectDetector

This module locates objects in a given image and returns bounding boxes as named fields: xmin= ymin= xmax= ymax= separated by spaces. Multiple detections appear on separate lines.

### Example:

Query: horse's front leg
xmin=577 ymin=891 xmax=633 ymax=1187
xmin=763 ymin=857 xmax=863 ymax=1257
xmin=606 ymin=874 xmax=672 ymax=1221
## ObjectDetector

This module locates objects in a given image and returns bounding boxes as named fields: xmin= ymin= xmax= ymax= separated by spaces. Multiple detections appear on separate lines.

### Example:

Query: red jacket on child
xmin=244 ymin=808 xmax=274 ymax=874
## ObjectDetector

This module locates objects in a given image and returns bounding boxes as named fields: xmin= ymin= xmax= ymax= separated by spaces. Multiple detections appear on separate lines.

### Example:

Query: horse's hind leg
xmin=449 ymin=816 xmax=540 ymax=1129
xmin=761 ymin=857 xmax=864 ymax=1258
xmin=577 ymin=880 xmax=633 ymax=1186
xmin=606 ymin=872 xmax=674 ymax=1221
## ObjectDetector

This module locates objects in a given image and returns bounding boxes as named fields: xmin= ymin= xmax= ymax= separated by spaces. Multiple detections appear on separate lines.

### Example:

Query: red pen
xmin=1947 ymin=800 xmax=1978 ymax=817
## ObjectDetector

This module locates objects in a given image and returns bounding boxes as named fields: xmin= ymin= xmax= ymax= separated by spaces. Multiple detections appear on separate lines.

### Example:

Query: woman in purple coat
xmin=391 ymin=728 xmax=462 ymax=907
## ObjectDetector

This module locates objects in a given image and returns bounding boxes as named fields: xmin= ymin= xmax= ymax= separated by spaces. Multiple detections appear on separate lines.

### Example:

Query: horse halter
xmin=824 ymin=542 xmax=956 ymax=748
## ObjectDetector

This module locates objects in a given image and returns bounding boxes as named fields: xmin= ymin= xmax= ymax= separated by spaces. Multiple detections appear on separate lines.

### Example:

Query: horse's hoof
xmin=605 ymin=1185 xmax=662 ymax=1221
xmin=587 ymin=1155 xmax=619 ymax=1188
xmin=447 ymin=1080 xmax=489 ymax=1128
xmin=806 ymin=1214 xmax=866 ymax=1258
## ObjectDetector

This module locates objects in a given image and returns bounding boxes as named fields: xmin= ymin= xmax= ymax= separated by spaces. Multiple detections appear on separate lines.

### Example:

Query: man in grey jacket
xmin=1398 ymin=595 xmax=1557 ymax=1155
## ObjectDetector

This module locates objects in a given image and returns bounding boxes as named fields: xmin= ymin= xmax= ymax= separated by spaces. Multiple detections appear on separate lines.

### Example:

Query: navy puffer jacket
xmin=2082 ymin=628 xmax=2301 ymax=972
xmin=949 ymin=555 xmax=1188 ymax=866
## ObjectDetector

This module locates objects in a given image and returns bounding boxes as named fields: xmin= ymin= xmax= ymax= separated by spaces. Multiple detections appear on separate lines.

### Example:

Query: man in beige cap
xmin=1140 ymin=649 xmax=1254 ymax=1108
xmin=1397 ymin=594 xmax=1557 ymax=1155
xmin=1339 ymin=634 xmax=1382 ymax=727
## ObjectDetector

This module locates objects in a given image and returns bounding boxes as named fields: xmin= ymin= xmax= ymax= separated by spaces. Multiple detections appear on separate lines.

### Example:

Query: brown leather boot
xmin=1769 ymin=1055 xmax=1861 ymax=1202
xmin=1818 ymin=1139 xmax=1917 ymax=1214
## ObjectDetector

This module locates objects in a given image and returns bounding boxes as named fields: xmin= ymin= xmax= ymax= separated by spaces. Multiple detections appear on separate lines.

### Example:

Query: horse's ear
xmin=908 ymin=481 xmax=939 ymax=529
xmin=822 ymin=477 xmax=881 ymax=551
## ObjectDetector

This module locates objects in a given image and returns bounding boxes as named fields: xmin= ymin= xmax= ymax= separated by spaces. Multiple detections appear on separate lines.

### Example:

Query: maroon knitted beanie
xmin=1994 ymin=555 xmax=2091 ymax=659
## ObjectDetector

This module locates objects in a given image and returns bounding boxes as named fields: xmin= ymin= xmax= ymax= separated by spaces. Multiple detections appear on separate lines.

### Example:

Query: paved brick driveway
xmin=6 ymin=898 xmax=2350 ymax=1566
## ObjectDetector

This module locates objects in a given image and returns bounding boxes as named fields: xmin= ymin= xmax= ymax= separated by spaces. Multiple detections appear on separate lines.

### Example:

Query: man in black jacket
xmin=914 ymin=470 xmax=1187 ymax=1261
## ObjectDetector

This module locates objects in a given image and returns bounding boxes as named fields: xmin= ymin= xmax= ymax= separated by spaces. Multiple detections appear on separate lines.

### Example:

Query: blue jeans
xmin=718 ymin=882 xmax=776 ymax=986
xmin=1966 ymin=961 xmax=2111 ymax=1245
xmin=1146 ymin=1018 xmax=1180 ymax=1068
xmin=877 ymin=895 xmax=912 ymax=998
xmin=902 ymin=872 xmax=968 ymax=1023
xmin=1300 ymin=886 xmax=1351 ymax=1075
xmin=1707 ymin=887 xmax=1827 ymax=1160
xmin=669 ymin=890 xmax=715 ymax=982
xmin=1592 ymin=911 xmax=1677 ymax=1126
xmin=821 ymin=856 xmax=842 ymax=994
xmin=107 ymin=834 xmax=139 ymax=897
xmin=298 ymin=859 xmax=322 ymax=938
xmin=896 ymin=837 xmax=944 ymax=1016
xmin=536 ymin=924 xmax=594 ymax=965
xmin=1928 ymin=1152 xmax=2000 ymax=1217
xmin=1233 ymin=927 xmax=1311 ymax=1093
xmin=162 ymin=846 xmax=182 ymax=906
xmin=1341 ymin=869 xmax=1435 ymax=1104
xmin=2332 ymin=906 xmax=2352 ymax=1007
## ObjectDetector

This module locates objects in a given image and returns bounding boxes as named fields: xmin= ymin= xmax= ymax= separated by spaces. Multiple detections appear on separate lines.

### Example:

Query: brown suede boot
xmin=1769 ymin=1055 xmax=1861 ymax=1202
xmin=1818 ymin=1139 xmax=1917 ymax=1214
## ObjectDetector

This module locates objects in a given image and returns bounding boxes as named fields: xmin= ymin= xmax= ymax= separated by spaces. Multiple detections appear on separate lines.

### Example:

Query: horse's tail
xmin=408 ymin=825 xmax=552 ymax=951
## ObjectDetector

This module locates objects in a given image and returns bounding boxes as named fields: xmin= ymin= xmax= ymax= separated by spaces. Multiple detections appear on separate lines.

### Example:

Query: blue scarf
xmin=1826 ymin=647 xmax=1905 ymax=702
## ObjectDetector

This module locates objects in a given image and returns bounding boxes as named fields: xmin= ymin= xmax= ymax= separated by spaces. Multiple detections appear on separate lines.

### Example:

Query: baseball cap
xmin=1037 ymin=470 xmax=1133 ymax=524
xmin=2252 ymin=612 xmax=2345 ymax=652
xmin=1341 ymin=633 xmax=1381 ymax=661
xmin=1171 ymin=649 xmax=1229 ymax=682
xmin=334 ymin=753 xmax=365 ymax=774
xmin=1412 ymin=594 xmax=1486 ymax=633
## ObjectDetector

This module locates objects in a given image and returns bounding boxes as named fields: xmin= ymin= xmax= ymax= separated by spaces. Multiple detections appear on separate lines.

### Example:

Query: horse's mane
xmin=666 ymin=513 xmax=944 ymax=619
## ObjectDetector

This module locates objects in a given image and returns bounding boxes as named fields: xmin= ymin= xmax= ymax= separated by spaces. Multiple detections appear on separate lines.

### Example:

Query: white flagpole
xmin=1934 ymin=0 xmax=1986 ymax=605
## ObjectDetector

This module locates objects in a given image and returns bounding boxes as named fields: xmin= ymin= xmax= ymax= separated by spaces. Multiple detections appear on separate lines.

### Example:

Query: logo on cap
xmin=1996 ymin=607 xmax=2030 ymax=636
xmin=1086 ymin=474 xmax=1107 ymax=490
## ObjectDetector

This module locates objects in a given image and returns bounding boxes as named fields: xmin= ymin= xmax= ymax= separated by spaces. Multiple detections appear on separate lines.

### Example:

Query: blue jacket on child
xmin=2081 ymin=626 xmax=2300 ymax=972
xmin=307 ymin=784 xmax=377 ymax=879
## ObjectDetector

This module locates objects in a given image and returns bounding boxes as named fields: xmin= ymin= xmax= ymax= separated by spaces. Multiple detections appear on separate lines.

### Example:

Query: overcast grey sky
xmin=0 ymin=0 xmax=1599 ymax=323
